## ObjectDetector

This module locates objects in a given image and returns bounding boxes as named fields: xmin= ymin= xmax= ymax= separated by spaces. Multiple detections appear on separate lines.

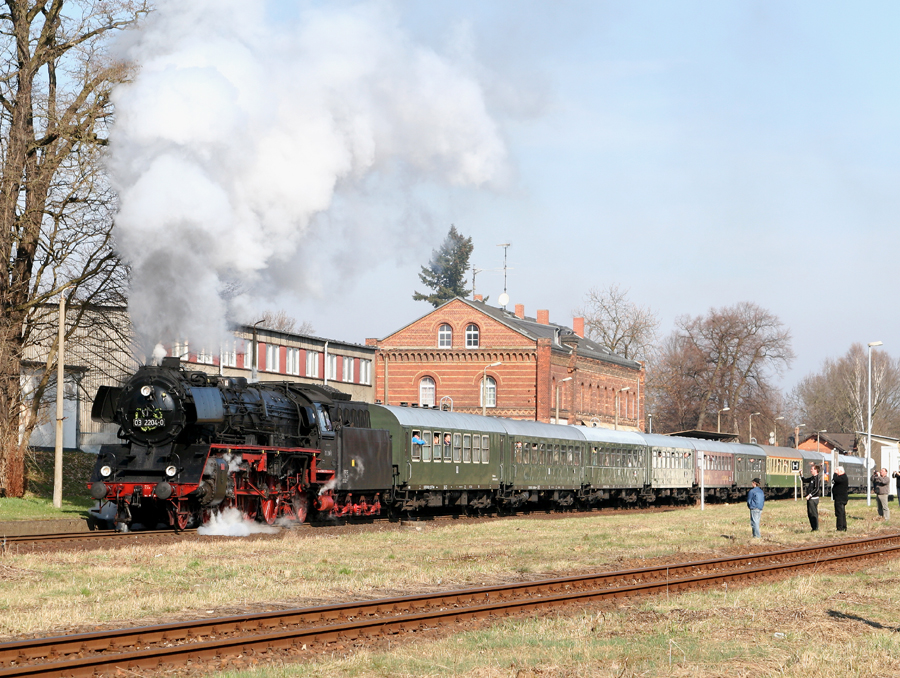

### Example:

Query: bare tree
xmin=0 ymin=1 xmax=148 ymax=497
xmin=791 ymin=344 xmax=900 ymax=441
xmin=576 ymin=284 xmax=659 ymax=362
xmin=258 ymin=310 xmax=315 ymax=336
xmin=648 ymin=302 xmax=794 ymax=435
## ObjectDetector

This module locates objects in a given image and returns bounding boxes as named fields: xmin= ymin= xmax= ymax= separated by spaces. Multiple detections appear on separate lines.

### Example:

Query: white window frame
xmin=306 ymin=350 xmax=319 ymax=378
xmin=285 ymin=347 xmax=300 ymax=375
xmin=172 ymin=341 xmax=189 ymax=360
xmin=197 ymin=347 xmax=214 ymax=364
xmin=326 ymin=353 xmax=337 ymax=380
xmin=360 ymin=359 xmax=371 ymax=385
xmin=438 ymin=324 xmax=452 ymax=348
xmin=465 ymin=324 xmax=479 ymax=349
xmin=342 ymin=356 xmax=354 ymax=382
xmin=265 ymin=344 xmax=280 ymax=373
xmin=480 ymin=376 xmax=496 ymax=408
xmin=419 ymin=376 xmax=435 ymax=407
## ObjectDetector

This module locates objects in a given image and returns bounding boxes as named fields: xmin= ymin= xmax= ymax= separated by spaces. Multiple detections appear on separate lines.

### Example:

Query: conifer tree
xmin=413 ymin=225 xmax=473 ymax=307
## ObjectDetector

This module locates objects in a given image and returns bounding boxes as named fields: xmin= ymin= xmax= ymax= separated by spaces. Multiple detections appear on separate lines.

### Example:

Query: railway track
xmin=3 ymin=533 xmax=900 ymax=677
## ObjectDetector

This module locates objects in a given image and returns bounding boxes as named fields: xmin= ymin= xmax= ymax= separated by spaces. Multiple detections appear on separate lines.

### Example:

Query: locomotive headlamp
xmin=140 ymin=385 xmax=152 ymax=397
xmin=165 ymin=465 xmax=177 ymax=477
xmin=100 ymin=465 xmax=112 ymax=477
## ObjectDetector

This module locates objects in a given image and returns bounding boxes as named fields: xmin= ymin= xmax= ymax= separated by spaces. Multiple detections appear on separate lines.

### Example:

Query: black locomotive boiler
xmin=89 ymin=358 xmax=390 ymax=531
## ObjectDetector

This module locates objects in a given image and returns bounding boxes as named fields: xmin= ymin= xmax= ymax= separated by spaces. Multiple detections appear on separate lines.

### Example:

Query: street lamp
xmin=867 ymin=340 xmax=883 ymax=506
xmin=481 ymin=361 xmax=502 ymax=416
xmin=556 ymin=377 xmax=573 ymax=424
xmin=795 ymin=423 xmax=805 ymax=449
xmin=748 ymin=412 xmax=761 ymax=443
xmin=615 ymin=387 xmax=631 ymax=430
xmin=773 ymin=416 xmax=784 ymax=446
xmin=816 ymin=429 xmax=827 ymax=496
xmin=717 ymin=406 xmax=730 ymax=433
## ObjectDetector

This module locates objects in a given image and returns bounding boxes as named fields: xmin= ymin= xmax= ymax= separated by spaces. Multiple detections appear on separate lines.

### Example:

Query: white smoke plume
xmin=198 ymin=507 xmax=280 ymax=536
xmin=107 ymin=0 xmax=507 ymax=351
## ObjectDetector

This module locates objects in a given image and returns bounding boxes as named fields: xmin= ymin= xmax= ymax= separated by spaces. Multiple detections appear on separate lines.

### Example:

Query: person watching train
xmin=832 ymin=466 xmax=849 ymax=532
xmin=747 ymin=478 xmax=764 ymax=538
xmin=873 ymin=467 xmax=890 ymax=521
xmin=801 ymin=465 xmax=821 ymax=532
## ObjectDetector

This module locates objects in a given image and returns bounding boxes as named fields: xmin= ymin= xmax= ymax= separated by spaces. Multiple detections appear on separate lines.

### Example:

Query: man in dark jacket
xmin=832 ymin=466 xmax=849 ymax=532
xmin=747 ymin=478 xmax=764 ymax=538
xmin=801 ymin=465 xmax=821 ymax=531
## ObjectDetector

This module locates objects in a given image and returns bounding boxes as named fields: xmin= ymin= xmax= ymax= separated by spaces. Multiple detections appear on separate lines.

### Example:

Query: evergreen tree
xmin=413 ymin=226 xmax=474 ymax=307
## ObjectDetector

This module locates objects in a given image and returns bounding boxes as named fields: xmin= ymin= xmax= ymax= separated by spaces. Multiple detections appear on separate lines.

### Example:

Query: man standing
xmin=747 ymin=478 xmax=764 ymax=538
xmin=801 ymin=464 xmax=821 ymax=531
xmin=874 ymin=468 xmax=890 ymax=521
xmin=832 ymin=466 xmax=849 ymax=532
xmin=892 ymin=469 xmax=900 ymax=503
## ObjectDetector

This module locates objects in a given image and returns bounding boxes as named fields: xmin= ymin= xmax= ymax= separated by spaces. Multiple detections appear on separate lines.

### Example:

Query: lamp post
xmin=748 ymin=412 xmax=761 ymax=443
xmin=773 ymin=416 xmax=784 ymax=446
xmin=717 ymin=406 xmax=730 ymax=434
xmin=615 ymin=387 xmax=630 ymax=430
xmin=867 ymin=340 xmax=883 ymax=506
xmin=816 ymin=429 xmax=827 ymax=496
xmin=556 ymin=377 xmax=573 ymax=424
xmin=794 ymin=423 xmax=805 ymax=449
xmin=251 ymin=318 xmax=265 ymax=383
xmin=481 ymin=361 xmax=502 ymax=416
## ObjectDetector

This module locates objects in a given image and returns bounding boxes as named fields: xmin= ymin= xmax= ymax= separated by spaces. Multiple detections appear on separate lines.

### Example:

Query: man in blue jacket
xmin=747 ymin=478 xmax=764 ymax=538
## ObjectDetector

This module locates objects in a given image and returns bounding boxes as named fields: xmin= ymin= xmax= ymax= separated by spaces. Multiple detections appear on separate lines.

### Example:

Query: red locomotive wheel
xmin=294 ymin=493 xmax=308 ymax=524
xmin=261 ymin=498 xmax=277 ymax=525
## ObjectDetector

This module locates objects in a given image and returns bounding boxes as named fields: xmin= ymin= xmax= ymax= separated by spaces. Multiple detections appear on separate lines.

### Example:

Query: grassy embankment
xmin=0 ymin=448 xmax=95 ymax=520
xmin=1 ymin=493 xmax=900 ymax=677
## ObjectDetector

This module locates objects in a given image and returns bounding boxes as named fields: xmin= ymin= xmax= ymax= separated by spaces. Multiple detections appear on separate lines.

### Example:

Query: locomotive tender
xmin=89 ymin=358 xmax=868 ymax=531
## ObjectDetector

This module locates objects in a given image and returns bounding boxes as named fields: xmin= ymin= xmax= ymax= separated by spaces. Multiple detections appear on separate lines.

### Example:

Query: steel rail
xmin=2 ymin=534 xmax=900 ymax=677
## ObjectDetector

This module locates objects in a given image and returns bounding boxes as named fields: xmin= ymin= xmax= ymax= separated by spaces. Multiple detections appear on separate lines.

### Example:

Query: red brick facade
xmin=367 ymin=299 xmax=645 ymax=429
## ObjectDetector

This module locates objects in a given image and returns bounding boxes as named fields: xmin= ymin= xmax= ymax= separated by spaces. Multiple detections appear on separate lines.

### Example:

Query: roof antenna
xmin=497 ymin=242 xmax=510 ymax=309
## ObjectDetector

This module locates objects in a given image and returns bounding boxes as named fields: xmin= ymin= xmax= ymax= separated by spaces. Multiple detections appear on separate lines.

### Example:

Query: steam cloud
xmin=107 ymin=0 xmax=507 ymax=352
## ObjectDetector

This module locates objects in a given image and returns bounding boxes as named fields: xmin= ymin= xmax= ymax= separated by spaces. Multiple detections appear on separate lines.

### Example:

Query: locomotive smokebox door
xmin=336 ymin=428 xmax=392 ymax=491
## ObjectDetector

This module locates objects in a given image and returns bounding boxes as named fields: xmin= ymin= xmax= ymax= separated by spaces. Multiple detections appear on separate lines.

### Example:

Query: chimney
xmin=573 ymin=317 xmax=584 ymax=338
xmin=515 ymin=304 xmax=525 ymax=319
xmin=537 ymin=309 xmax=549 ymax=325
xmin=474 ymin=294 xmax=483 ymax=302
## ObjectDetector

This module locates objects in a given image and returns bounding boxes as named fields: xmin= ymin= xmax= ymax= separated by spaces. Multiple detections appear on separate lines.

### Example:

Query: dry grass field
xmin=2 ymin=497 xmax=900 ymax=677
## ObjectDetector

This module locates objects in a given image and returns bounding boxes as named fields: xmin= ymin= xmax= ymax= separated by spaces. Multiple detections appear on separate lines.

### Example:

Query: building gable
xmin=379 ymin=298 xmax=534 ymax=350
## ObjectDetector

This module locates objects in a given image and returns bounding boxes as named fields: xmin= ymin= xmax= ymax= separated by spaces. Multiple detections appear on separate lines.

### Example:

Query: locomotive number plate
xmin=133 ymin=408 xmax=165 ymax=431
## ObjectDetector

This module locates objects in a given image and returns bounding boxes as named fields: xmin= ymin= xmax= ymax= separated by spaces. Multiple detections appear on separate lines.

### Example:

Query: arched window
xmin=480 ymin=376 xmax=496 ymax=408
xmin=438 ymin=324 xmax=452 ymax=348
xmin=419 ymin=377 xmax=436 ymax=407
xmin=465 ymin=324 xmax=480 ymax=348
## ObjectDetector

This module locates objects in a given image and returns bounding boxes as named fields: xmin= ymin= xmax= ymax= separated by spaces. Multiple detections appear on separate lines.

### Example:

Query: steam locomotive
xmin=89 ymin=358 xmax=868 ymax=532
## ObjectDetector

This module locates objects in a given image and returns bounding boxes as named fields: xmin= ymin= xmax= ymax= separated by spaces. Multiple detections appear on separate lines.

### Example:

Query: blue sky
xmin=267 ymin=1 xmax=900 ymax=389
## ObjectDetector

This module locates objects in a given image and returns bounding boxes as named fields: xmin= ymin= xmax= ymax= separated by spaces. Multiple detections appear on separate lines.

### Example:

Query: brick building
xmin=170 ymin=325 xmax=376 ymax=403
xmin=367 ymin=298 xmax=645 ymax=429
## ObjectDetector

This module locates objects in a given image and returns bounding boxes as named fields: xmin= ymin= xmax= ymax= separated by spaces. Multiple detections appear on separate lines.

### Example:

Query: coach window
xmin=421 ymin=430 xmax=432 ymax=462
xmin=453 ymin=433 xmax=462 ymax=462
xmin=411 ymin=430 xmax=423 ymax=461
xmin=419 ymin=377 xmax=436 ymax=407
xmin=515 ymin=441 xmax=522 ymax=463
xmin=567 ymin=446 xmax=573 ymax=465
xmin=463 ymin=434 xmax=472 ymax=462
xmin=473 ymin=435 xmax=481 ymax=463
xmin=574 ymin=446 xmax=582 ymax=466
xmin=431 ymin=432 xmax=440 ymax=461
xmin=443 ymin=433 xmax=452 ymax=461
xmin=532 ymin=443 xmax=539 ymax=465
xmin=482 ymin=435 xmax=490 ymax=463
xmin=553 ymin=444 xmax=560 ymax=465
xmin=465 ymin=324 xmax=480 ymax=348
